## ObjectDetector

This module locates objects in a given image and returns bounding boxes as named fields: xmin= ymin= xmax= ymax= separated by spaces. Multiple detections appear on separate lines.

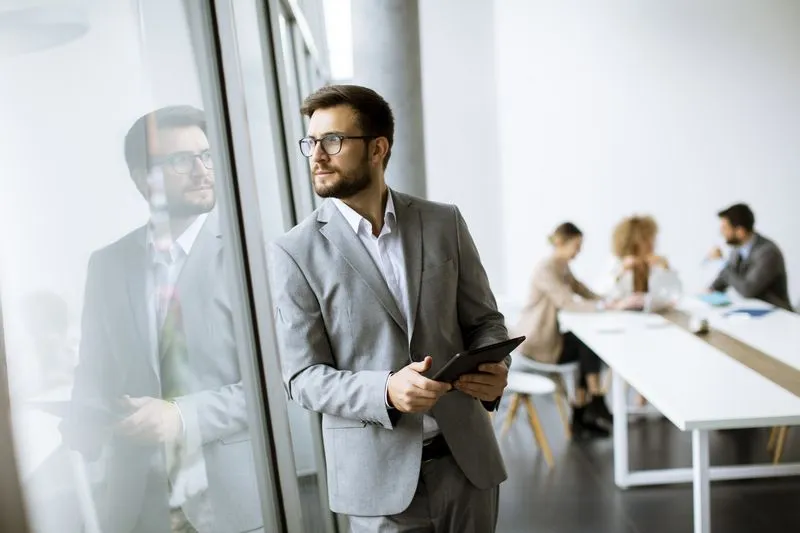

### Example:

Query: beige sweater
xmin=514 ymin=256 xmax=600 ymax=364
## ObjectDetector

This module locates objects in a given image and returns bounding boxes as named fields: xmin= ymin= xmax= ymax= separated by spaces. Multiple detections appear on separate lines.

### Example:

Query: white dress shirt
xmin=146 ymin=212 xmax=209 ymax=509
xmin=332 ymin=195 xmax=441 ymax=441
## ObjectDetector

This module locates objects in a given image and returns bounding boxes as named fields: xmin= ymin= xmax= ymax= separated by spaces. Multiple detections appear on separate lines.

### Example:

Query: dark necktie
xmin=730 ymin=252 xmax=743 ymax=275
xmin=154 ymin=249 xmax=191 ymax=401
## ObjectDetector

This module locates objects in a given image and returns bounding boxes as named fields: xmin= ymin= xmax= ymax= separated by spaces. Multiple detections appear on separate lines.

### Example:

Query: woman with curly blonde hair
xmin=600 ymin=215 xmax=674 ymax=301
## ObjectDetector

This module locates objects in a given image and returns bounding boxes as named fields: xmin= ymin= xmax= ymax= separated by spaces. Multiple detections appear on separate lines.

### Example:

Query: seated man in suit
xmin=269 ymin=85 xmax=509 ymax=532
xmin=708 ymin=203 xmax=792 ymax=310
xmin=62 ymin=106 xmax=262 ymax=533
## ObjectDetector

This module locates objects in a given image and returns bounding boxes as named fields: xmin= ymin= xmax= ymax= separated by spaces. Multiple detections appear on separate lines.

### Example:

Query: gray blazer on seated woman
xmin=514 ymin=223 xmax=642 ymax=438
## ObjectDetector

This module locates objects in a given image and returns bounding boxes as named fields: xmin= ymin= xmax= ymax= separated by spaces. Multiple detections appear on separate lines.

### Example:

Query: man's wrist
xmin=170 ymin=400 xmax=187 ymax=440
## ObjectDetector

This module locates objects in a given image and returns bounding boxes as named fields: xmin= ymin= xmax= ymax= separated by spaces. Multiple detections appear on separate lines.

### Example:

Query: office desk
xmin=560 ymin=302 xmax=800 ymax=533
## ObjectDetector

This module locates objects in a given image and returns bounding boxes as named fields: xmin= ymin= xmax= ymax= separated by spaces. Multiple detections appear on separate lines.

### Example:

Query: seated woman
xmin=514 ymin=222 xmax=643 ymax=439
xmin=600 ymin=215 xmax=681 ymax=408
xmin=599 ymin=215 xmax=678 ymax=308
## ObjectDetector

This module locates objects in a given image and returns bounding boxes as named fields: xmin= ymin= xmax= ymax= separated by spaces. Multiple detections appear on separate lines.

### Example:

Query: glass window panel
xmin=0 ymin=2 xmax=277 ymax=532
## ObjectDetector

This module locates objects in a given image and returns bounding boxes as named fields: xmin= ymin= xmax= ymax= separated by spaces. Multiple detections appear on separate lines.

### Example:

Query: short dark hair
xmin=718 ymin=203 xmax=755 ymax=232
xmin=124 ymin=105 xmax=207 ymax=175
xmin=550 ymin=222 xmax=583 ymax=245
xmin=300 ymin=85 xmax=394 ymax=169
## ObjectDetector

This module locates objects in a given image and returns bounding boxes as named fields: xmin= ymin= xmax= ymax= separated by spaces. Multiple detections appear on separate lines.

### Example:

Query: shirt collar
xmin=739 ymin=235 xmax=756 ymax=260
xmin=147 ymin=212 xmax=209 ymax=261
xmin=332 ymin=191 xmax=396 ymax=235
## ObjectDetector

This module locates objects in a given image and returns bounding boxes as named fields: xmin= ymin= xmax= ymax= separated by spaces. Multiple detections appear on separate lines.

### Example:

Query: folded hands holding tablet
xmin=386 ymin=357 xmax=452 ymax=413
xmin=453 ymin=362 xmax=509 ymax=402
xmin=386 ymin=337 xmax=524 ymax=413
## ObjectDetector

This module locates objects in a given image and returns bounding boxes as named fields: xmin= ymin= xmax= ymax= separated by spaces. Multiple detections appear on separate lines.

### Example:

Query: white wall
xmin=494 ymin=1 xmax=800 ymax=305
xmin=419 ymin=0 xmax=506 ymax=295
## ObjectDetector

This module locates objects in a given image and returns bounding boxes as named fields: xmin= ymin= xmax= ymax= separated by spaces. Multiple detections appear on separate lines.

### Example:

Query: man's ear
xmin=372 ymin=137 xmax=390 ymax=167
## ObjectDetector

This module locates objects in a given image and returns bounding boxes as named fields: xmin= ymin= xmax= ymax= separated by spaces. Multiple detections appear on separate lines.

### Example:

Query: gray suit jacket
xmin=710 ymin=233 xmax=792 ymax=311
xmin=268 ymin=190 xmax=509 ymax=516
xmin=62 ymin=212 xmax=262 ymax=533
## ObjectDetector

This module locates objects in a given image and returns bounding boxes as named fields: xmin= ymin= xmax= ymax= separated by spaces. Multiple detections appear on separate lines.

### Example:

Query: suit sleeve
xmin=452 ymin=206 xmax=510 ymax=411
xmin=174 ymin=382 xmax=246 ymax=448
xmin=709 ymin=266 xmax=730 ymax=292
xmin=721 ymin=248 xmax=783 ymax=300
xmin=268 ymin=242 xmax=396 ymax=429
xmin=562 ymin=269 xmax=603 ymax=308
xmin=570 ymin=275 xmax=600 ymax=301
xmin=61 ymin=253 xmax=115 ymax=460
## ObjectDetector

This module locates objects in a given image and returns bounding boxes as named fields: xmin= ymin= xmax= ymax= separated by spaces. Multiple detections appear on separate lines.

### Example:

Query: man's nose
xmin=311 ymin=141 xmax=329 ymax=163
xmin=191 ymin=155 xmax=210 ymax=177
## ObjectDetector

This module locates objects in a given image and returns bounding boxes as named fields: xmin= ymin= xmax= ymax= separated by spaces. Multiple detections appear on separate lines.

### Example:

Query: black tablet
xmin=431 ymin=336 xmax=525 ymax=383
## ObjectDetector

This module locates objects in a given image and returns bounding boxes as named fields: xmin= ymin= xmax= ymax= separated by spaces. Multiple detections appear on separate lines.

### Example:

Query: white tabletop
xmin=681 ymin=298 xmax=800 ymax=372
xmin=560 ymin=306 xmax=800 ymax=431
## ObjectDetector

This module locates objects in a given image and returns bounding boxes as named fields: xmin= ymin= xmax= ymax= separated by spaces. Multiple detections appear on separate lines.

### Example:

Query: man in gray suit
xmin=708 ymin=203 xmax=792 ymax=310
xmin=62 ymin=106 xmax=262 ymax=533
xmin=268 ymin=85 xmax=509 ymax=532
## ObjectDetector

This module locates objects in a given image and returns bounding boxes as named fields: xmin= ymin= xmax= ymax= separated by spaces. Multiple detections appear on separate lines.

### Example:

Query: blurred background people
xmin=514 ymin=223 xmax=643 ymax=438
xmin=598 ymin=215 xmax=681 ymax=312
xmin=708 ymin=203 xmax=792 ymax=311
xmin=20 ymin=291 xmax=77 ymax=397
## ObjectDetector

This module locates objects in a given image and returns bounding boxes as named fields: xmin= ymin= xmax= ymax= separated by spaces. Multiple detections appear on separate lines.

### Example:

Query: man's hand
xmin=621 ymin=255 xmax=640 ymax=270
xmin=117 ymin=396 xmax=183 ymax=444
xmin=387 ymin=357 xmax=452 ymax=413
xmin=454 ymin=362 xmax=508 ymax=402
xmin=647 ymin=255 xmax=669 ymax=269
xmin=707 ymin=246 xmax=723 ymax=261
xmin=609 ymin=293 xmax=647 ymax=310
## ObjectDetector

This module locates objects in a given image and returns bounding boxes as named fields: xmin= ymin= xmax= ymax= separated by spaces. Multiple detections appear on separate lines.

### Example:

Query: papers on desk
xmin=723 ymin=308 xmax=776 ymax=319
xmin=698 ymin=292 xmax=731 ymax=307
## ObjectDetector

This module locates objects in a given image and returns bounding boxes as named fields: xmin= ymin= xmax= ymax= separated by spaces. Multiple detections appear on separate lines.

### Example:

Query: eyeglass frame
xmin=149 ymin=150 xmax=214 ymax=174
xmin=298 ymin=134 xmax=377 ymax=158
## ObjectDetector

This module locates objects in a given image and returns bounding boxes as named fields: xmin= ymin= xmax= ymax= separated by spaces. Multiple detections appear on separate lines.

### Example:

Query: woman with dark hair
xmin=514 ymin=223 xmax=643 ymax=438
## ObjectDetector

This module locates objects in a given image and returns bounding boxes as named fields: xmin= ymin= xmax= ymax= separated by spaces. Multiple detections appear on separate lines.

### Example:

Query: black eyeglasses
xmin=151 ymin=150 xmax=214 ymax=174
xmin=298 ymin=134 xmax=375 ymax=157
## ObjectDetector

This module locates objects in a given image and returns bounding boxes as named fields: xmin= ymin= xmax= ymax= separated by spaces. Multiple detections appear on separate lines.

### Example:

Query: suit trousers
xmin=347 ymin=455 xmax=499 ymax=533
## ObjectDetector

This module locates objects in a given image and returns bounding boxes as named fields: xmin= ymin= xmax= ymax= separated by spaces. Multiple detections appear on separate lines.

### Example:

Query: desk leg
xmin=612 ymin=371 xmax=629 ymax=488
xmin=692 ymin=429 xmax=711 ymax=533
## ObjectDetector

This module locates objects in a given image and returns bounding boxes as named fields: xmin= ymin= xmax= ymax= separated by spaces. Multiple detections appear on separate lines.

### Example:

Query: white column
xmin=350 ymin=0 xmax=427 ymax=198
xmin=692 ymin=429 xmax=711 ymax=533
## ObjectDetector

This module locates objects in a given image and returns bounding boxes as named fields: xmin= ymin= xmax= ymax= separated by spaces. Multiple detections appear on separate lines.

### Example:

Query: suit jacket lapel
xmin=394 ymin=191 xmax=422 ymax=343
xmin=126 ymin=228 xmax=151 ymax=368
xmin=318 ymin=200 xmax=408 ymax=335
xmin=174 ymin=212 xmax=222 ymax=307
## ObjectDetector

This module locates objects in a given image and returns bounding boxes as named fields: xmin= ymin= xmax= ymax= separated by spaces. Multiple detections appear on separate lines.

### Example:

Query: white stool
xmin=500 ymin=371 xmax=557 ymax=468
xmin=511 ymin=352 xmax=578 ymax=440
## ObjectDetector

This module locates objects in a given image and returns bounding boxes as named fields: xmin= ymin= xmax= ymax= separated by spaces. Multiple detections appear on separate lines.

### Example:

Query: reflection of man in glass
xmin=62 ymin=106 xmax=262 ymax=533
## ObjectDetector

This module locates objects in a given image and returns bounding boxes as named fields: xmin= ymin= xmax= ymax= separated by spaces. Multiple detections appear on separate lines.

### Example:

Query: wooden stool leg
xmin=552 ymin=375 xmax=572 ymax=440
xmin=773 ymin=426 xmax=789 ymax=465
xmin=500 ymin=393 xmax=521 ymax=439
xmin=767 ymin=426 xmax=779 ymax=452
xmin=522 ymin=395 xmax=554 ymax=468
xmin=602 ymin=369 xmax=612 ymax=395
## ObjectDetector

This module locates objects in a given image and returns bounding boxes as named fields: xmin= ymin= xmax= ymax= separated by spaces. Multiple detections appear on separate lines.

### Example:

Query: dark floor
xmin=494 ymin=394 xmax=800 ymax=533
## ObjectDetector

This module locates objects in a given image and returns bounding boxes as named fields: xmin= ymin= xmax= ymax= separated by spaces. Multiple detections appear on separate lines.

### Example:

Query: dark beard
xmin=725 ymin=236 xmax=742 ymax=246
xmin=314 ymin=157 xmax=372 ymax=199
xmin=166 ymin=195 xmax=216 ymax=218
